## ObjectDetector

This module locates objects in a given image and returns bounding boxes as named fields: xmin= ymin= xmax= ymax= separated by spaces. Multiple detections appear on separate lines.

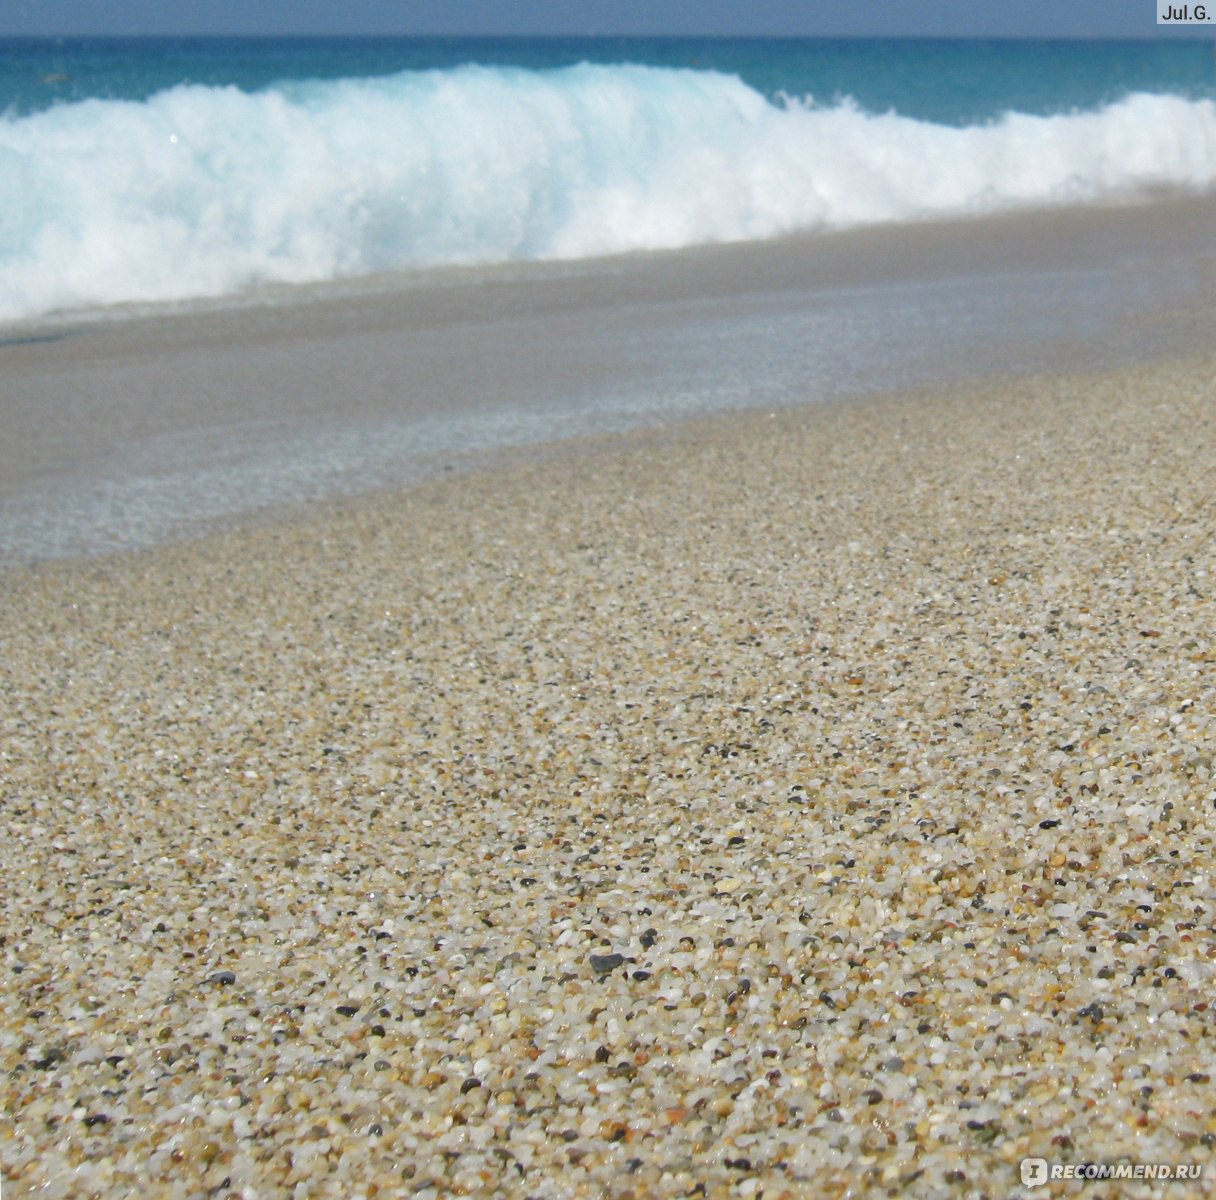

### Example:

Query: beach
xmin=5 ymin=31 xmax=1216 ymax=1197
xmin=4 ymin=195 xmax=1216 ymax=567
xmin=4 ymin=334 xmax=1216 ymax=1196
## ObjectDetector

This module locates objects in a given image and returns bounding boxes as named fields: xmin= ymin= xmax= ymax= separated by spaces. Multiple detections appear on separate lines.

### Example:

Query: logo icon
xmin=1021 ymin=1158 xmax=1049 ymax=1188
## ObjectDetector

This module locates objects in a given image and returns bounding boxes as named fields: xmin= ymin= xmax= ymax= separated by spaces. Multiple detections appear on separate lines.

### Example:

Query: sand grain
xmin=3 ymin=355 xmax=1216 ymax=1198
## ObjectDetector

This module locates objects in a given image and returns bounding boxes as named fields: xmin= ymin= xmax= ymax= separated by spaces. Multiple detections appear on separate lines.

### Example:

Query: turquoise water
xmin=2 ymin=36 xmax=1215 ymax=323
xmin=6 ymin=36 xmax=1216 ymax=122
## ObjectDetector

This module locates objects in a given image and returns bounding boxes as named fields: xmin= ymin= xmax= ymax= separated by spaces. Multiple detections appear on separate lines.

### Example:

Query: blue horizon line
xmin=2 ymin=31 xmax=1214 ymax=43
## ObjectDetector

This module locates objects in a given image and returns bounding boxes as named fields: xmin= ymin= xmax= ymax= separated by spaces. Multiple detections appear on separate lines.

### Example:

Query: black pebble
xmin=208 ymin=971 xmax=236 ymax=986
xmin=590 ymin=953 xmax=625 ymax=975
xmin=460 ymin=1077 xmax=482 ymax=1094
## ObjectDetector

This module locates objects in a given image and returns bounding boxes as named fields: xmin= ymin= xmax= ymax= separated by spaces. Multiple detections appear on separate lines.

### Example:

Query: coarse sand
xmin=3 ymin=353 xmax=1216 ymax=1198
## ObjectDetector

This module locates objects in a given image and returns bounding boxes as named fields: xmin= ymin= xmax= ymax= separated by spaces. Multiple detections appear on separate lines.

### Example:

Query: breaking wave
xmin=2 ymin=62 xmax=1215 ymax=321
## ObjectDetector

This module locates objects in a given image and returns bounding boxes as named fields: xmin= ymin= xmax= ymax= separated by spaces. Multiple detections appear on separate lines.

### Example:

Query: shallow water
xmin=1 ymin=197 xmax=1214 ymax=566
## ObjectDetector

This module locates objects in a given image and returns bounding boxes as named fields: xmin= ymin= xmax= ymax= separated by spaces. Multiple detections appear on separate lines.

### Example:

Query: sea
xmin=3 ymin=36 xmax=1216 ymax=563
xmin=2 ymin=35 xmax=1216 ymax=324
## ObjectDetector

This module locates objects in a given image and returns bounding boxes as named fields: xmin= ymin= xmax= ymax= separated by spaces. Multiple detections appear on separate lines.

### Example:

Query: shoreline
xmin=4 ymin=349 xmax=1216 ymax=1197
xmin=3 ymin=193 xmax=1216 ymax=568
xmin=5 ymin=191 xmax=1216 ymax=341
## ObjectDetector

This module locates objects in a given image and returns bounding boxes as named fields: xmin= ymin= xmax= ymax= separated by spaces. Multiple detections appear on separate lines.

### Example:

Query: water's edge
xmin=2 ymin=197 xmax=1215 ymax=567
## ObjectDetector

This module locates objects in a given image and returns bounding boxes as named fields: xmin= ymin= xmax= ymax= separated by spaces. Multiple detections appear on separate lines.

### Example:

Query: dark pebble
xmin=83 ymin=1113 xmax=110 ymax=1127
xmin=336 ymin=1005 xmax=360 ymax=1017
xmin=864 ymin=1089 xmax=884 ymax=1105
xmin=1039 ymin=819 xmax=1061 ymax=829
xmin=208 ymin=971 xmax=236 ymax=986
xmin=460 ymin=1077 xmax=482 ymax=1094
xmin=589 ymin=953 xmax=625 ymax=975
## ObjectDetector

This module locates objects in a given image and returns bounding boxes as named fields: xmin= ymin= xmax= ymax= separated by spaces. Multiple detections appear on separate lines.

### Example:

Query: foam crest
xmin=2 ymin=63 xmax=1214 ymax=322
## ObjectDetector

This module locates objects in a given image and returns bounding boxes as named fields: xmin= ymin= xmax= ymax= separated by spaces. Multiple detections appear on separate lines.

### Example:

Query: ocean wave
xmin=2 ymin=62 xmax=1214 ymax=322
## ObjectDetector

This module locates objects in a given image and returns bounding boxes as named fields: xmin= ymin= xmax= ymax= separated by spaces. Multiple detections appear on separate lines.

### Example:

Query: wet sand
xmin=3 ymin=346 xmax=1216 ymax=1197
xmin=3 ymin=194 xmax=1216 ymax=564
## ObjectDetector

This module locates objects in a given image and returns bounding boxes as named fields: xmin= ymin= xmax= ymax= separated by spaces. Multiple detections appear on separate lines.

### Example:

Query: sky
xmin=0 ymin=0 xmax=1208 ymax=39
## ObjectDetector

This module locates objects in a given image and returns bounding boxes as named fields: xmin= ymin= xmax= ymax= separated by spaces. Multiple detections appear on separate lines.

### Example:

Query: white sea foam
xmin=2 ymin=63 xmax=1214 ymax=322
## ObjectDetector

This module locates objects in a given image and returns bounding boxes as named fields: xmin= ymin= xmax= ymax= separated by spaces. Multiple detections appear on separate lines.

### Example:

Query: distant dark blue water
xmin=2 ymin=36 xmax=1215 ymax=323
xmin=5 ymin=36 xmax=1216 ymax=122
